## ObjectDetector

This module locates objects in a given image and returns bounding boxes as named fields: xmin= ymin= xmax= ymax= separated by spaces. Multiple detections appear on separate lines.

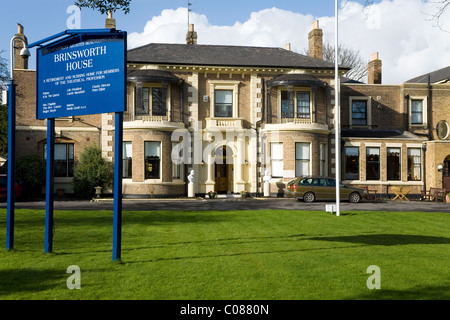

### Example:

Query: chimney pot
xmin=14 ymin=23 xmax=28 ymax=70
xmin=186 ymin=24 xmax=198 ymax=45
xmin=285 ymin=43 xmax=291 ymax=51
xmin=368 ymin=52 xmax=382 ymax=84
xmin=17 ymin=23 xmax=24 ymax=35
xmin=308 ymin=20 xmax=323 ymax=60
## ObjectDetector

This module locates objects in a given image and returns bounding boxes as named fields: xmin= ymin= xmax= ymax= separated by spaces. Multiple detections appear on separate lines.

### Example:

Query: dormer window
xmin=349 ymin=96 xmax=371 ymax=127
xmin=410 ymin=98 xmax=427 ymax=126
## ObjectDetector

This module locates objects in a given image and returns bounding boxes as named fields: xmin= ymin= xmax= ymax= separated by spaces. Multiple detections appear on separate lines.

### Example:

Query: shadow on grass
xmin=308 ymin=234 xmax=450 ymax=246
xmin=354 ymin=283 xmax=450 ymax=300
xmin=0 ymin=268 xmax=64 ymax=296
xmin=6 ymin=211 xmax=232 ymax=228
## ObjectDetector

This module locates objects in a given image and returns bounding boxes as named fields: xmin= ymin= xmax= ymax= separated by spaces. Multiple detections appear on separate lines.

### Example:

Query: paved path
xmin=1 ymin=198 xmax=449 ymax=212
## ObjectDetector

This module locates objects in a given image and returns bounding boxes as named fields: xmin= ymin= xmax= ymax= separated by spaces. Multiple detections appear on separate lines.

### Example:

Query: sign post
xmin=27 ymin=29 xmax=126 ymax=260
xmin=45 ymin=119 xmax=55 ymax=253
xmin=6 ymin=80 xmax=16 ymax=250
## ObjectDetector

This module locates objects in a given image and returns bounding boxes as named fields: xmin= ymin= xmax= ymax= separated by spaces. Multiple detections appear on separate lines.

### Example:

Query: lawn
xmin=0 ymin=208 xmax=449 ymax=300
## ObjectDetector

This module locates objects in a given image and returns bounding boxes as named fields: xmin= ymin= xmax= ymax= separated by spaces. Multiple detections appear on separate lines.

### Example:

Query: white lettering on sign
xmin=53 ymin=46 xmax=107 ymax=72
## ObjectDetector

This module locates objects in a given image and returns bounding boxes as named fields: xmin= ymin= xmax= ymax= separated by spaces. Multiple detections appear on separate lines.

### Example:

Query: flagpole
xmin=335 ymin=0 xmax=341 ymax=217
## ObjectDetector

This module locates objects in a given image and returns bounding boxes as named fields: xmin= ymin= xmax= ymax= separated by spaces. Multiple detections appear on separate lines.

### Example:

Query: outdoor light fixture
xmin=438 ymin=164 xmax=443 ymax=172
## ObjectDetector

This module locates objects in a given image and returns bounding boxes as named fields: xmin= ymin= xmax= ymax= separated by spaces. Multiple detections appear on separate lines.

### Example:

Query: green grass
xmin=0 ymin=208 xmax=449 ymax=300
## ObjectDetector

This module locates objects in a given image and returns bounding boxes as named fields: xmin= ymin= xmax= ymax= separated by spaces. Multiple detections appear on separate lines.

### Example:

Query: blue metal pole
xmin=6 ymin=81 xmax=16 ymax=250
xmin=112 ymin=112 xmax=123 ymax=261
xmin=45 ymin=118 xmax=55 ymax=253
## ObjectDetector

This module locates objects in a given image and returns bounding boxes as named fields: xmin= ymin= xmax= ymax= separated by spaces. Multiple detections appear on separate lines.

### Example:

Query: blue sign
xmin=37 ymin=33 xmax=126 ymax=119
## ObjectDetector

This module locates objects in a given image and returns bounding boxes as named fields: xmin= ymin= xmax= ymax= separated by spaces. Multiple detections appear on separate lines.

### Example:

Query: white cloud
xmin=128 ymin=1 xmax=450 ymax=84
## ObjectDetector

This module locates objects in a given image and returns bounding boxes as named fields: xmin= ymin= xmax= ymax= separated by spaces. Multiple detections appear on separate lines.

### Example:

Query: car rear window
xmin=299 ymin=178 xmax=313 ymax=185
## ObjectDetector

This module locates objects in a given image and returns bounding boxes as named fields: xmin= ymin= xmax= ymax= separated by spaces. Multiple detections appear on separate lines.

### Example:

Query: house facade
xmin=9 ymin=19 xmax=450 ymax=198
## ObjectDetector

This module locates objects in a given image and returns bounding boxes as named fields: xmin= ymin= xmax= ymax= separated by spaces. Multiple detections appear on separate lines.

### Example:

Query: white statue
xmin=187 ymin=170 xmax=195 ymax=198
xmin=263 ymin=170 xmax=271 ymax=182
xmin=188 ymin=170 xmax=195 ymax=183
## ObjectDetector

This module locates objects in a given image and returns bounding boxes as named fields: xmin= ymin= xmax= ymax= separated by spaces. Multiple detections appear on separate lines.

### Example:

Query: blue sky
xmin=2 ymin=0 xmax=449 ymax=84
xmin=1 ymin=0 xmax=349 ymax=51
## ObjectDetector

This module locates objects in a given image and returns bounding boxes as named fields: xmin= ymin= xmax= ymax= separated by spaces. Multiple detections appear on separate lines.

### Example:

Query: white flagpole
xmin=335 ymin=0 xmax=341 ymax=216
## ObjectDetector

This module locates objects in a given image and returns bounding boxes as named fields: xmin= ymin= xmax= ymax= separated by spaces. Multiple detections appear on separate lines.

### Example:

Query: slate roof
xmin=406 ymin=65 xmax=450 ymax=84
xmin=128 ymin=43 xmax=345 ymax=70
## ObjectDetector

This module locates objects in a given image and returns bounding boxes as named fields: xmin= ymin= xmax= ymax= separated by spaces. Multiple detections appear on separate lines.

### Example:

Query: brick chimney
xmin=105 ymin=11 xmax=116 ymax=29
xmin=308 ymin=20 xmax=323 ymax=60
xmin=14 ymin=23 xmax=28 ymax=70
xmin=368 ymin=52 xmax=382 ymax=84
xmin=186 ymin=24 xmax=197 ymax=45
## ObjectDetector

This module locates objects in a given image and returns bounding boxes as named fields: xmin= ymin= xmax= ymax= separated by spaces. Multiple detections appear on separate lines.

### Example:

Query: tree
xmin=0 ymin=50 xmax=9 ymax=85
xmin=73 ymin=145 xmax=113 ymax=198
xmin=0 ymin=104 xmax=7 ymax=157
xmin=74 ymin=0 xmax=132 ymax=15
xmin=0 ymin=51 xmax=9 ymax=157
xmin=422 ymin=0 xmax=450 ymax=31
xmin=317 ymin=41 xmax=368 ymax=82
xmin=361 ymin=0 xmax=450 ymax=31
xmin=15 ymin=155 xmax=46 ymax=199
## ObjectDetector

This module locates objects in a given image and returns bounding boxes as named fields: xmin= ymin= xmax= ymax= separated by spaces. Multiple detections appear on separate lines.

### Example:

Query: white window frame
xmin=349 ymin=96 xmax=371 ymax=127
xmin=409 ymin=96 xmax=427 ymax=127
xmin=123 ymin=141 xmax=132 ymax=179
xmin=295 ymin=142 xmax=311 ymax=177
xmin=270 ymin=142 xmax=283 ymax=178
xmin=407 ymin=147 xmax=422 ymax=181
xmin=209 ymin=80 xmax=240 ymax=118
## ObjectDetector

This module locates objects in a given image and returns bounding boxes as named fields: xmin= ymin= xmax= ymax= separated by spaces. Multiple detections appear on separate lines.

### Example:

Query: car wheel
xmin=303 ymin=192 xmax=315 ymax=203
xmin=349 ymin=192 xmax=361 ymax=203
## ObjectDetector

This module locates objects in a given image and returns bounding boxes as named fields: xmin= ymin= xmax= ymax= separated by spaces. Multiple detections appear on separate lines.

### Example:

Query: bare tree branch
xmin=322 ymin=41 xmax=368 ymax=82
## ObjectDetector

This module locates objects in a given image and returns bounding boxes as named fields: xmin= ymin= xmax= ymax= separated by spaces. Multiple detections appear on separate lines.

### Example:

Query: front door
xmin=215 ymin=163 xmax=228 ymax=193
xmin=214 ymin=146 xmax=234 ymax=193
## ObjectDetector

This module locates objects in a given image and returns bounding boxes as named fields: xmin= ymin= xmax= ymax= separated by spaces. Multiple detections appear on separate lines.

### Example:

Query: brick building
xmin=9 ymin=19 xmax=450 ymax=198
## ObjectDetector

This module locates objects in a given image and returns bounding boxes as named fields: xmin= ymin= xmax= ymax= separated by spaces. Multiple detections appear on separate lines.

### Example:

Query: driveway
xmin=1 ymin=197 xmax=449 ymax=212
